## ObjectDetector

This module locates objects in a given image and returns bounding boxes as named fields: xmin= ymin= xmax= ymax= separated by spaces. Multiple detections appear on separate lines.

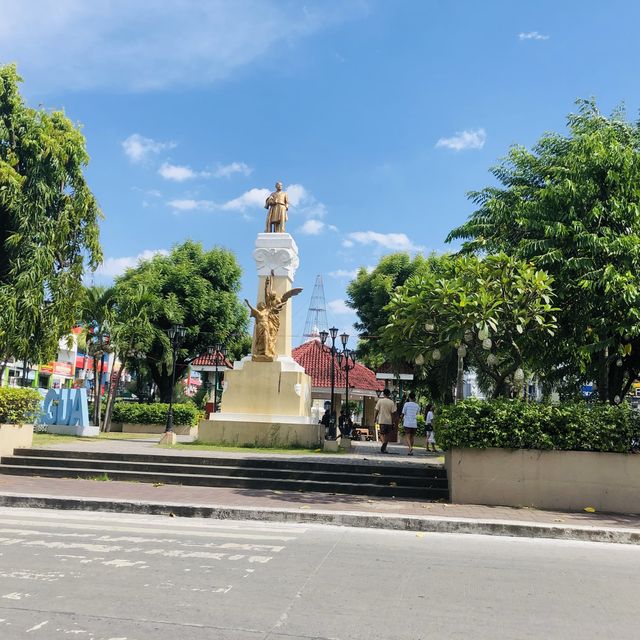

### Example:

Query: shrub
xmin=112 ymin=402 xmax=199 ymax=426
xmin=0 ymin=387 xmax=42 ymax=425
xmin=437 ymin=399 xmax=640 ymax=454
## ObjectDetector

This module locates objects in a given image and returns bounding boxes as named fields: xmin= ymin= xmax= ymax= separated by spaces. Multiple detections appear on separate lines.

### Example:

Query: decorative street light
xmin=336 ymin=341 xmax=356 ymax=438
xmin=206 ymin=343 xmax=228 ymax=413
xmin=320 ymin=327 xmax=339 ymax=439
xmin=165 ymin=324 xmax=187 ymax=434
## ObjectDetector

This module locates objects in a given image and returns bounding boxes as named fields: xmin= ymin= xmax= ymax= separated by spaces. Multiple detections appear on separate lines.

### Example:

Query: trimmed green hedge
xmin=0 ymin=387 xmax=42 ymax=425
xmin=112 ymin=402 xmax=199 ymax=427
xmin=437 ymin=399 xmax=640 ymax=454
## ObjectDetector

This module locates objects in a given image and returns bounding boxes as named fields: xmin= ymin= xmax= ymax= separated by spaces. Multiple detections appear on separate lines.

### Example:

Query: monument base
xmin=44 ymin=425 xmax=99 ymax=437
xmin=219 ymin=356 xmax=312 ymax=417
xmin=199 ymin=417 xmax=323 ymax=448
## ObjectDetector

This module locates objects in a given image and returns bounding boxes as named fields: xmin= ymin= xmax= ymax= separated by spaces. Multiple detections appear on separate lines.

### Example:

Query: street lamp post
xmin=320 ymin=327 xmax=339 ymax=439
xmin=207 ymin=343 xmax=227 ymax=413
xmin=336 ymin=338 xmax=356 ymax=438
xmin=165 ymin=324 xmax=187 ymax=434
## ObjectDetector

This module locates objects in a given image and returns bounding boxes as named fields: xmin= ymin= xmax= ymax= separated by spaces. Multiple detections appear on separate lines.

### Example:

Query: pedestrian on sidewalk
xmin=425 ymin=404 xmax=436 ymax=452
xmin=401 ymin=392 xmax=420 ymax=455
xmin=375 ymin=388 xmax=396 ymax=453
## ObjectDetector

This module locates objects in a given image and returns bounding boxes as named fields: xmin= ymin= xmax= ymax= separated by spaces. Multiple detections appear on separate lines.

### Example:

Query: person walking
xmin=401 ymin=392 xmax=420 ymax=455
xmin=374 ymin=388 xmax=396 ymax=453
xmin=425 ymin=403 xmax=436 ymax=452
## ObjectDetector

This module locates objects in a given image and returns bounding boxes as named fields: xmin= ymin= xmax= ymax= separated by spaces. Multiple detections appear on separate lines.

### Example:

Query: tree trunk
xmin=103 ymin=362 xmax=123 ymax=433
xmin=151 ymin=363 xmax=187 ymax=403
xmin=92 ymin=354 xmax=101 ymax=428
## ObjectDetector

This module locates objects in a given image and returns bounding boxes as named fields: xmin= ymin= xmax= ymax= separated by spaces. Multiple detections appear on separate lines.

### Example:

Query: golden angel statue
xmin=245 ymin=272 xmax=302 ymax=361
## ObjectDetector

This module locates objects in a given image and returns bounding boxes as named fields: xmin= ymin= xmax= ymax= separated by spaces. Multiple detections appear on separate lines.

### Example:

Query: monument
xmin=198 ymin=183 xmax=320 ymax=447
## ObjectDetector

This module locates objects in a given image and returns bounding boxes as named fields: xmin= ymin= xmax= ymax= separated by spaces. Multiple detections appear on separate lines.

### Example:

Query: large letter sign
xmin=39 ymin=388 xmax=96 ymax=436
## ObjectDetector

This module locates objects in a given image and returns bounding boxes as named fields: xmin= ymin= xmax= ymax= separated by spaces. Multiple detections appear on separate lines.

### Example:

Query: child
xmin=425 ymin=404 xmax=436 ymax=452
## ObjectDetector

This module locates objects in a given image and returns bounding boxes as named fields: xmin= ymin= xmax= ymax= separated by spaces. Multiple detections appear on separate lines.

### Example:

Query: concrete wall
xmin=113 ymin=423 xmax=197 ymax=437
xmin=199 ymin=419 xmax=324 ymax=448
xmin=0 ymin=423 xmax=34 ymax=456
xmin=447 ymin=448 xmax=640 ymax=514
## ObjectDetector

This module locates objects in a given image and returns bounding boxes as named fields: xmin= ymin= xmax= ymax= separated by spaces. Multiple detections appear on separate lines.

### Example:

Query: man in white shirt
xmin=401 ymin=392 xmax=420 ymax=456
xmin=374 ymin=388 xmax=396 ymax=453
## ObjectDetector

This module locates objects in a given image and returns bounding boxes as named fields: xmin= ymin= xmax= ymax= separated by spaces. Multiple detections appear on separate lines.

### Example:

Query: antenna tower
xmin=303 ymin=275 xmax=329 ymax=339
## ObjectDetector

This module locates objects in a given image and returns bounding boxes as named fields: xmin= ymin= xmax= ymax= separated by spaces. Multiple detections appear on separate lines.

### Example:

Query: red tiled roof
xmin=292 ymin=339 xmax=384 ymax=391
xmin=190 ymin=351 xmax=233 ymax=369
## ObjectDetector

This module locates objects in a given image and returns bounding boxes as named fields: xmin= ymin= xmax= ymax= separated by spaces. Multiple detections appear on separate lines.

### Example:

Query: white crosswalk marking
xmin=0 ymin=508 xmax=305 ymax=638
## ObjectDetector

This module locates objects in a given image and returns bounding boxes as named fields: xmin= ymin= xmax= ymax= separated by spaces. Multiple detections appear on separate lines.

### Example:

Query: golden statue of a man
xmin=265 ymin=182 xmax=289 ymax=233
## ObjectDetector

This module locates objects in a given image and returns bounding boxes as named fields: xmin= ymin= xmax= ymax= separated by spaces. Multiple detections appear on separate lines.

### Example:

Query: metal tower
xmin=303 ymin=275 xmax=329 ymax=339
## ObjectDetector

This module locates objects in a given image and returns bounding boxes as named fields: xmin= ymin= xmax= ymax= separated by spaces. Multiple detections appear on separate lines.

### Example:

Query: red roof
xmin=292 ymin=339 xmax=384 ymax=392
xmin=190 ymin=351 xmax=233 ymax=369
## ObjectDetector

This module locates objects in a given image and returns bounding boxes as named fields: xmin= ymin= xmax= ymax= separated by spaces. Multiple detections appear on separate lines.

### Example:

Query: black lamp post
xmin=206 ymin=342 xmax=227 ymax=413
xmin=320 ymin=327 xmax=339 ymax=439
xmin=337 ymin=346 xmax=356 ymax=436
xmin=165 ymin=324 xmax=187 ymax=434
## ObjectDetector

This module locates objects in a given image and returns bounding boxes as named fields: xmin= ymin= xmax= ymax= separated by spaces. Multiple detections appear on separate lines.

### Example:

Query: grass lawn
xmin=32 ymin=432 xmax=159 ymax=446
xmin=161 ymin=440 xmax=344 ymax=455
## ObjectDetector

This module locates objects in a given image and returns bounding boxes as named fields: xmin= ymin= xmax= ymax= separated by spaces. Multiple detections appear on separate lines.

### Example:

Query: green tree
xmin=113 ymin=240 xmax=248 ymax=402
xmin=80 ymin=286 xmax=114 ymax=428
xmin=383 ymin=254 xmax=557 ymax=398
xmin=346 ymin=253 xmax=433 ymax=368
xmin=0 ymin=64 xmax=102 ymax=376
xmin=101 ymin=284 xmax=159 ymax=431
xmin=448 ymin=100 xmax=640 ymax=403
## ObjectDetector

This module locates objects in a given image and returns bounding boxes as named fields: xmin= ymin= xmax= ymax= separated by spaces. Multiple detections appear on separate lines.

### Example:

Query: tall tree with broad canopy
xmin=447 ymin=100 xmax=640 ymax=403
xmin=383 ymin=254 xmax=557 ymax=399
xmin=112 ymin=241 xmax=249 ymax=403
xmin=0 ymin=64 xmax=102 ymax=380
xmin=346 ymin=253 xmax=434 ymax=368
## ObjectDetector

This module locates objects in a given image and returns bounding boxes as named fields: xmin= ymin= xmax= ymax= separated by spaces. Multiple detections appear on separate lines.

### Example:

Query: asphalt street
xmin=0 ymin=507 xmax=638 ymax=640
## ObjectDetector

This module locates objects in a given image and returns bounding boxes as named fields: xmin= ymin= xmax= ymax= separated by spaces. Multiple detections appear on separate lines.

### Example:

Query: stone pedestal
xmin=199 ymin=232 xmax=315 ymax=448
xmin=252 ymin=233 xmax=299 ymax=357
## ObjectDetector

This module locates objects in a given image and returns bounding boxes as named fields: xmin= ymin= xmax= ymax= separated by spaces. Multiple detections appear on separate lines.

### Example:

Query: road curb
xmin=0 ymin=492 xmax=638 ymax=545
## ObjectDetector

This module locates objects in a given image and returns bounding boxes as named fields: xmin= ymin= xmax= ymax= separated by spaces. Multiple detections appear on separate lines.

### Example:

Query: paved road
xmin=0 ymin=508 xmax=638 ymax=640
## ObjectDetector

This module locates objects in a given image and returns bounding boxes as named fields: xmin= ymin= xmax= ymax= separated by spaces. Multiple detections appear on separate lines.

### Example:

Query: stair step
xmin=0 ymin=464 xmax=448 ymax=499
xmin=12 ymin=448 xmax=443 ymax=478
xmin=1 ymin=456 xmax=447 ymax=488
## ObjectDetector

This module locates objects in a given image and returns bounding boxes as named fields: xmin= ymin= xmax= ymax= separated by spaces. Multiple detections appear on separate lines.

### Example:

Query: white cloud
xmin=329 ymin=269 xmax=359 ymax=279
xmin=519 ymin=31 xmax=549 ymax=41
xmin=95 ymin=249 xmax=169 ymax=278
xmin=436 ymin=129 xmax=486 ymax=151
xmin=328 ymin=299 xmax=353 ymax=315
xmin=122 ymin=134 xmax=175 ymax=163
xmin=298 ymin=219 xmax=338 ymax=235
xmin=158 ymin=162 xmax=200 ymax=182
xmin=167 ymin=199 xmax=214 ymax=211
xmin=343 ymin=231 xmax=423 ymax=252
xmin=220 ymin=188 xmax=271 ymax=211
xmin=0 ymin=2 xmax=362 ymax=92
xmin=213 ymin=162 xmax=252 ymax=178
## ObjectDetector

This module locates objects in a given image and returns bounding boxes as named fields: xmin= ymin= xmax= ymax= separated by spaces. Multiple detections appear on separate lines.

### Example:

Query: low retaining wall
xmin=0 ymin=423 xmax=34 ymax=456
xmin=199 ymin=419 xmax=323 ymax=448
xmin=111 ymin=423 xmax=197 ymax=437
xmin=446 ymin=448 xmax=640 ymax=514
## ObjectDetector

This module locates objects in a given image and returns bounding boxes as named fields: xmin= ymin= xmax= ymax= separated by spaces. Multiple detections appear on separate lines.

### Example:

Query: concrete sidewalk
xmin=1 ymin=473 xmax=639 ymax=545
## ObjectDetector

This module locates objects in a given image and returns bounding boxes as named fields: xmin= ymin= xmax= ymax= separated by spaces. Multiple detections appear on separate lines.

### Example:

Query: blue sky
xmin=3 ymin=0 xmax=640 ymax=348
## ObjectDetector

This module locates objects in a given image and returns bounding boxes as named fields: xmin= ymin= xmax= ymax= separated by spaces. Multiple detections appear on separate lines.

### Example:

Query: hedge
xmin=436 ymin=399 xmax=640 ymax=454
xmin=0 ymin=387 xmax=42 ymax=425
xmin=112 ymin=402 xmax=199 ymax=426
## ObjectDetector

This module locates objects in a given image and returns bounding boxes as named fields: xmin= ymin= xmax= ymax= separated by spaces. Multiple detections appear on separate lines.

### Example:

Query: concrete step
xmin=0 ymin=464 xmax=449 ymax=500
xmin=12 ymin=448 xmax=445 ymax=478
xmin=2 ymin=455 xmax=448 ymax=489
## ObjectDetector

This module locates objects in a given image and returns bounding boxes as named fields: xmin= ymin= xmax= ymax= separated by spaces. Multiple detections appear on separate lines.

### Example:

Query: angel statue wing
xmin=281 ymin=287 xmax=303 ymax=303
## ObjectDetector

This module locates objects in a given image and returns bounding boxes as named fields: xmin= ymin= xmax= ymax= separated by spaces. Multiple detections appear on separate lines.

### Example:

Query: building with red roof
xmin=291 ymin=338 xmax=384 ymax=427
